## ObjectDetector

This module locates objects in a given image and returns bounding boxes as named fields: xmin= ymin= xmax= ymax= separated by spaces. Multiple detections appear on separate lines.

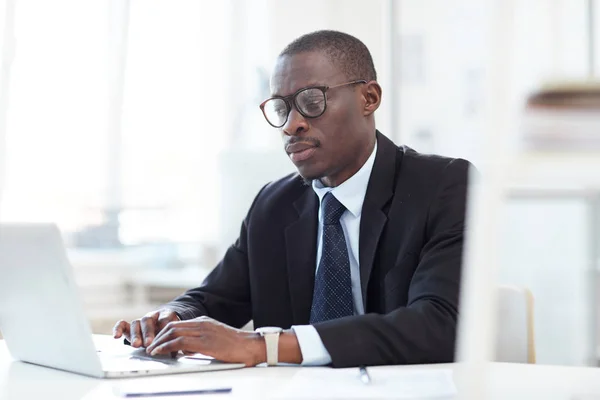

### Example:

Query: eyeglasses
xmin=259 ymin=80 xmax=367 ymax=128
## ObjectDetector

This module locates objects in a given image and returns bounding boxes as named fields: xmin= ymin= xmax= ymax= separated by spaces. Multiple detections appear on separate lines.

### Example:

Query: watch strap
xmin=264 ymin=332 xmax=280 ymax=366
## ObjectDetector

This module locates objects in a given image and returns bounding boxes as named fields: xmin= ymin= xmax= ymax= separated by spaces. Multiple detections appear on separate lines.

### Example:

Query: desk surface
xmin=2 ymin=336 xmax=600 ymax=400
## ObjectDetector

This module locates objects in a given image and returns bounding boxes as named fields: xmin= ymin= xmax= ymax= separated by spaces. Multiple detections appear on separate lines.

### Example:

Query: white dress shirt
xmin=291 ymin=141 xmax=378 ymax=365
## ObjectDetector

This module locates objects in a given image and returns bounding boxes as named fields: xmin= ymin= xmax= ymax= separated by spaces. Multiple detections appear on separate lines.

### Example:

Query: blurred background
xmin=0 ymin=0 xmax=599 ymax=367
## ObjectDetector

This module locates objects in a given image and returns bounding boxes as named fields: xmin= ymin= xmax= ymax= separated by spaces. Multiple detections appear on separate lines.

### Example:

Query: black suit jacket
xmin=166 ymin=131 xmax=470 ymax=367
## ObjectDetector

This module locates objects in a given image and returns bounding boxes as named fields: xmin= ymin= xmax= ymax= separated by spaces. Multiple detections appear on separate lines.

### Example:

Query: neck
xmin=320 ymin=135 xmax=376 ymax=187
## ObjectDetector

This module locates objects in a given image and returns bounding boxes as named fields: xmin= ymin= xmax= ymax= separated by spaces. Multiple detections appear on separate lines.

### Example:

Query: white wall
xmin=398 ymin=0 xmax=596 ymax=365
xmin=0 ymin=0 xmax=15 ymax=215
xmin=499 ymin=200 xmax=593 ymax=366
xmin=499 ymin=0 xmax=595 ymax=366
xmin=396 ymin=0 xmax=488 ymax=163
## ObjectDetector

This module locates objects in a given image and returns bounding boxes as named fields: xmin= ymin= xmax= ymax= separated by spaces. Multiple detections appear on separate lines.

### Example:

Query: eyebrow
xmin=271 ymin=82 xmax=325 ymax=97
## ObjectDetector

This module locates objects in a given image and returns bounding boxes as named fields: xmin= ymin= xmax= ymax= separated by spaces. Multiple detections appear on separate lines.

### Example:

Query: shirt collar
xmin=312 ymin=141 xmax=378 ymax=218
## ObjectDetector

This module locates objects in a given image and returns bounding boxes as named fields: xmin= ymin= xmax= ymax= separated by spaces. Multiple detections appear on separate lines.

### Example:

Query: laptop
xmin=0 ymin=223 xmax=246 ymax=378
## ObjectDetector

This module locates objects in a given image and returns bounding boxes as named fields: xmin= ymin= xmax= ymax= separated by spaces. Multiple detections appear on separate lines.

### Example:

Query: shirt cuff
xmin=291 ymin=325 xmax=332 ymax=366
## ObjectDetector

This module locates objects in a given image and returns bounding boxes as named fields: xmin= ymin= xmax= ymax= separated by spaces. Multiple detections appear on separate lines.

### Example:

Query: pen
xmin=121 ymin=388 xmax=232 ymax=398
xmin=359 ymin=365 xmax=371 ymax=385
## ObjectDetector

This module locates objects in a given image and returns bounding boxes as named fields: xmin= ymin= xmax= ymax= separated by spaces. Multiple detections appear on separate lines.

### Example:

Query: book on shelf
xmin=520 ymin=80 xmax=600 ymax=152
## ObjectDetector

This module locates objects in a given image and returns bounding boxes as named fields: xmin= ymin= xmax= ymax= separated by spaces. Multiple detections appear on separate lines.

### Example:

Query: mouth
xmin=289 ymin=147 xmax=317 ymax=163
xmin=286 ymin=142 xmax=318 ymax=163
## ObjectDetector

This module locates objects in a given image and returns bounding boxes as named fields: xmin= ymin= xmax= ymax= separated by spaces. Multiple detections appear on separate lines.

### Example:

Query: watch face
xmin=256 ymin=326 xmax=283 ymax=334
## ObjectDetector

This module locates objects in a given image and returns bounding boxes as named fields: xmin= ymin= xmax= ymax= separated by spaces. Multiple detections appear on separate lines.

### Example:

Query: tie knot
xmin=321 ymin=192 xmax=346 ymax=225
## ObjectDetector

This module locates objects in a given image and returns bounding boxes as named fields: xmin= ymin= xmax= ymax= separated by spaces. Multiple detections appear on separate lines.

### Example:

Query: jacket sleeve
xmin=314 ymin=158 xmax=470 ymax=367
xmin=163 ymin=184 xmax=268 ymax=329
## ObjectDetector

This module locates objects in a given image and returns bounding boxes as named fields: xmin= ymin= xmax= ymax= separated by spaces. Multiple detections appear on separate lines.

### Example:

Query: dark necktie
xmin=309 ymin=192 xmax=353 ymax=324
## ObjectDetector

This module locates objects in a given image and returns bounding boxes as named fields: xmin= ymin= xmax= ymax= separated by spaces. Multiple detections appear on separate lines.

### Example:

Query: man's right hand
xmin=113 ymin=309 xmax=181 ymax=348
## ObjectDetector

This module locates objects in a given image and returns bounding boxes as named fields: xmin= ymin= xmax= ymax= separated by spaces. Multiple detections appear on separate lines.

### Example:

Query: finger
xmin=147 ymin=327 xmax=203 ymax=354
xmin=157 ymin=312 xmax=180 ymax=333
xmin=140 ymin=312 xmax=159 ymax=347
xmin=112 ymin=320 xmax=130 ymax=340
xmin=150 ymin=318 xmax=213 ymax=352
xmin=157 ymin=314 xmax=180 ymax=357
xmin=150 ymin=336 xmax=190 ymax=356
xmin=130 ymin=320 xmax=143 ymax=347
xmin=146 ymin=322 xmax=181 ymax=353
xmin=156 ymin=319 xmax=204 ymax=333
xmin=151 ymin=320 xmax=205 ymax=350
xmin=150 ymin=320 xmax=184 ymax=349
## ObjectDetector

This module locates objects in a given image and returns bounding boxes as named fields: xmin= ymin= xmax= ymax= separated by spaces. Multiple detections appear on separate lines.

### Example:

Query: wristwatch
xmin=255 ymin=326 xmax=283 ymax=366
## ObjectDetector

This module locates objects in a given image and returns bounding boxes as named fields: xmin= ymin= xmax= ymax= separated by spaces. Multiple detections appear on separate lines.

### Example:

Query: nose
xmin=282 ymin=107 xmax=309 ymax=137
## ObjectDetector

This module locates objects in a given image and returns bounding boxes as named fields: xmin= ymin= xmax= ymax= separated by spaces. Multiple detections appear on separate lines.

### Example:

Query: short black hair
xmin=279 ymin=30 xmax=377 ymax=82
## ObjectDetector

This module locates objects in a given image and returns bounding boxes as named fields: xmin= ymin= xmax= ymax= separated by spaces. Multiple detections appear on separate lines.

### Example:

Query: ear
xmin=362 ymin=81 xmax=382 ymax=116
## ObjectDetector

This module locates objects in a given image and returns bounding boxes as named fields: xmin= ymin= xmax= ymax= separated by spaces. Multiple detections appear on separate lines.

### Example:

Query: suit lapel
xmin=359 ymin=132 xmax=398 ymax=310
xmin=285 ymin=188 xmax=319 ymax=324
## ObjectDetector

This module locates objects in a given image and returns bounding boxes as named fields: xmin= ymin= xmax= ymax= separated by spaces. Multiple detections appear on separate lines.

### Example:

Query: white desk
xmin=2 ymin=336 xmax=600 ymax=400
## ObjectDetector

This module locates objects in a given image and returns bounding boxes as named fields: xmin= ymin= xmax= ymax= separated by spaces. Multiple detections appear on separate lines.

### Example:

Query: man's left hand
xmin=145 ymin=316 xmax=265 ymax=366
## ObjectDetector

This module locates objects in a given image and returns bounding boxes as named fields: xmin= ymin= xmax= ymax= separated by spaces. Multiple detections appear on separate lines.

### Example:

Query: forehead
xmin=270 ymin=51 xmax=343 ymax=96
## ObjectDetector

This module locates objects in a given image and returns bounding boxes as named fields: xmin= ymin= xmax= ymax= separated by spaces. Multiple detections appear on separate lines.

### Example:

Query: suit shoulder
xmin=398 ymin=146 xmax=472 ymax=182
xmin=253 ymin=172 xmax=310 ymax=209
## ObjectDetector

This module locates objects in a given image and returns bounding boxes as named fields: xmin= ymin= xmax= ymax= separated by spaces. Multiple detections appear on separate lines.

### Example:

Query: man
xmin=114 ymin=30 xmax=471 ymax=368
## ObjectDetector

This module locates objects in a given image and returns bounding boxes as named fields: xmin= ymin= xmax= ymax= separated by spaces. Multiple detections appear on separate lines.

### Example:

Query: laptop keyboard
xmin=96 ymin=343 xmax=217 ymax=372
xmin=99 ymin=353 xmax=173 ymax=371
xmin=97 ymin=346 xmax=180 ymax=371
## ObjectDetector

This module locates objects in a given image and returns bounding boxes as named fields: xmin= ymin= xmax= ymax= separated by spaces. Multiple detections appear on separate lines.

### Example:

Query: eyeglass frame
xmin=259 ymin=79 xmax=368 ymax=128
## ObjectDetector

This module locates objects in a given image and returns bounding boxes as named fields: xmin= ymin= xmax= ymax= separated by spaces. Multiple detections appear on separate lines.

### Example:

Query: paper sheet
xmin=274 ymin=367 xmax=456 ymax=399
